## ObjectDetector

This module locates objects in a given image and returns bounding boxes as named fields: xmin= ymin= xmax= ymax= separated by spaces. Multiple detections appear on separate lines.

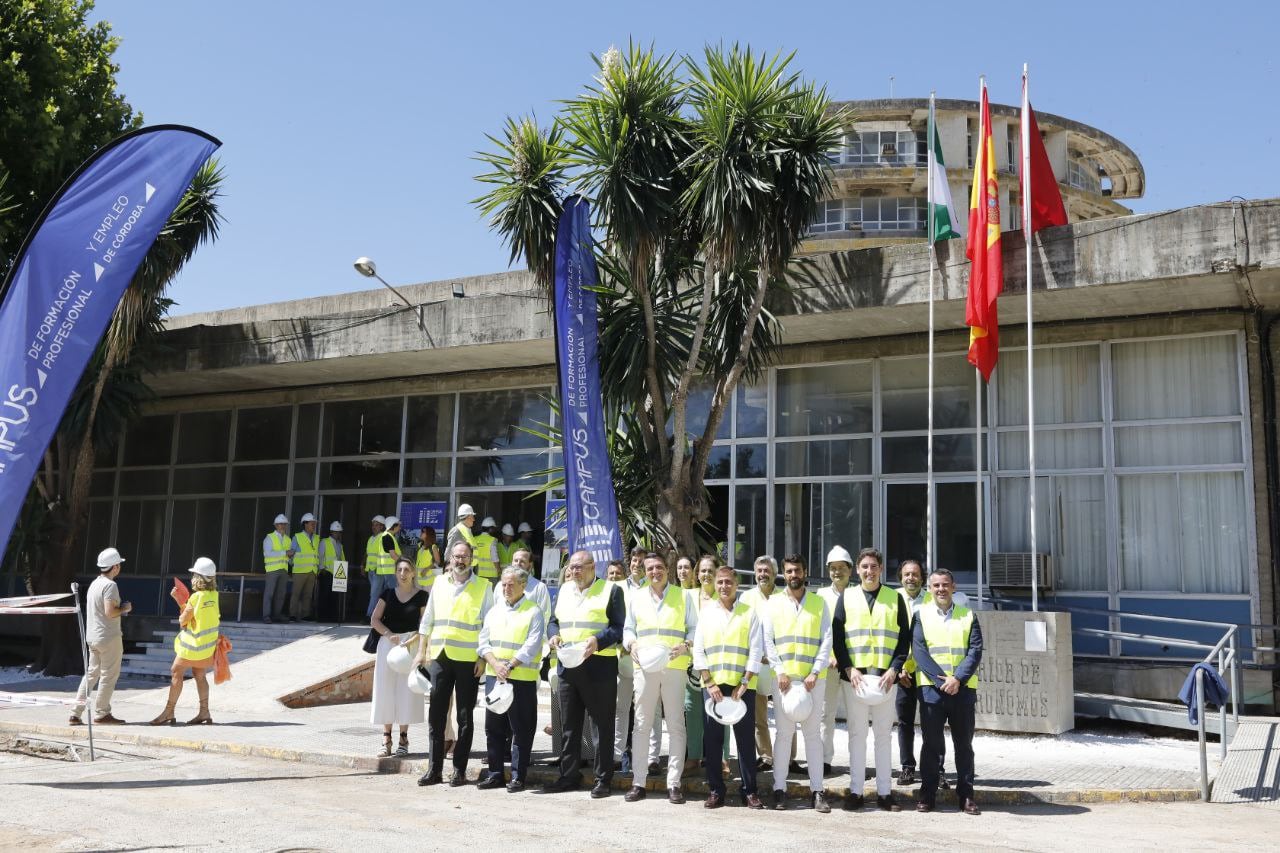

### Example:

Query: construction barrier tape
xmin=0 ymin=691 xmax=77 ymax=707
xmin=0 ymin=593 xmax=72 ymax=608
xmin=0 ymin=606 xmax=77 ymax=615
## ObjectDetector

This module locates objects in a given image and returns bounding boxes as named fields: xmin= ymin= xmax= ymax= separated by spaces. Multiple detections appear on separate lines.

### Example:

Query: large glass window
xmin=123 ymin=415 xmax=174 ymax=467
xmin=775 ymin=481 xmax=873 ymax=574
xmin=234 ymin=407 xmax=292 ymax=461
xmin=406 ymin=394 xmax=455 ymax=453
xmin=458 ymin=389 xmax=549 ymax=451
xmin=881 ymin=354 xmax=979 ymax=431
xmin=320 ymin=398 xmax=403 ymax=457
xmin=1111 ymin=336 xmax=1240 ymax=420
xmin=176 ymin=411 xmax=230 ymax=464
xmin=777 ymin=362 xmax=872 ymax=437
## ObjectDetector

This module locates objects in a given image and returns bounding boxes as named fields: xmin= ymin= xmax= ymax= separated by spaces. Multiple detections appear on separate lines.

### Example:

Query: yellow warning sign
xmin=332 ymin=560 xmax=349 ymax=593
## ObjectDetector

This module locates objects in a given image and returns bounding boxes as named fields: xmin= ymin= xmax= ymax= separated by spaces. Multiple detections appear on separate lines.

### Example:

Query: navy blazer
xmin=911 ymin=607 xmax=983 ymax=705
xmin=548 ymin=582 xmax=626 ymax=682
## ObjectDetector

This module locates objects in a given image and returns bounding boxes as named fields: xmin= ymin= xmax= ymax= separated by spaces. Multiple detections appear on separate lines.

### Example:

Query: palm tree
xmin=473 ymin=44 xmax=843 ymax=555
xmin=22 ymin=160 xmax=225 ymax=674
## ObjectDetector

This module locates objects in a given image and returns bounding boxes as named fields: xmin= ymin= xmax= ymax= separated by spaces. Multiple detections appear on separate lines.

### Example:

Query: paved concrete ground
xmin=0 ymin=743 xmax=1275 ymax=853
xmin=0 ymin=669 xmax=1208 ymax=804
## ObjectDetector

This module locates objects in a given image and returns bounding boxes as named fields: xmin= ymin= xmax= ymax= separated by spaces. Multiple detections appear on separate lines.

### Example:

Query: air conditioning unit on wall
xmin=988 ymin=553 xmax=1054 ymax=590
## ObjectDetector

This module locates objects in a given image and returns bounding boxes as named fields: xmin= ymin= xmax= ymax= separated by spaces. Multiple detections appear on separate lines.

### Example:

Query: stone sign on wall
xmin=972 ymin=609 xmax=1074 ymax=735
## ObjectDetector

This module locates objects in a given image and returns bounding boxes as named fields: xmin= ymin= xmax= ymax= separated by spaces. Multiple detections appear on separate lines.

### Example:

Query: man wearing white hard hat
xmin=622 ymin=553 xmax=696 ymax=804
xmin=262 ymin=513 xmax=293 ymax=623
xmin=414 ymin=540 xmax=494 ymax=787
xmin=497 ymin=523 xmax=519 ymax=569
xmin=477 ymin=566 xmax=545 ymax=792
xmin=363 ymin=515 xmax=386 ymax=619
xmin=289 ymin=512 xmax=321 ymax=622
xmin=832 ymin=547 xmax=910 ymax=813
xmin=762 ymin=553 xmax=833 ymax=813
xmin=318 ymin=521 xmax=345 ymax=622
xmin=693 ymin=565 xmax=764 ymax=809
xmin=472 ymin=516 xmax=500 ymax=583
xmin=818 ymin=546 xmax=854 ymax=776
xmin=70 ymin=547 xmax=132 ymax=725
xmin=446 ymin=504 xmax=477 ymax=559
xmin=544 ymin=551 xmax=625 ymax=798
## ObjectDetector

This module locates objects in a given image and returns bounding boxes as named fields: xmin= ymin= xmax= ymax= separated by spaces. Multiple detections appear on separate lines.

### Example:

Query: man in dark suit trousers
xmin=912 ymin=568 xmax=984 ymax=815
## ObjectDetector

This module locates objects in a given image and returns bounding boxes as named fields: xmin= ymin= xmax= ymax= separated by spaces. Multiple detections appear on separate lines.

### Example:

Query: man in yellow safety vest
xmin=364 ymin=514 xmax=386 ymax=620
xmin=473 ymin=517 xmax=500 ymax=583
xmin=289 ymin=512 xmax=320 ymax=622
xmin=262 ymin=513 xmax=293 ymax=624
xmin=318 ymin=521 xmax=345 ymax=622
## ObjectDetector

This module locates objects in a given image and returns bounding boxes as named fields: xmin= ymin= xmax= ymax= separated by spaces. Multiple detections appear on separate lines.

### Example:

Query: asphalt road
xmin=0 ymin=743 xmax=1274 ymax=852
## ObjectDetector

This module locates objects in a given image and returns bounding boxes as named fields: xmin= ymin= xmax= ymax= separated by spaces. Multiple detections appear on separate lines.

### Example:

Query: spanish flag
xmin=965 ymin=83 xmax=1003 ymax=381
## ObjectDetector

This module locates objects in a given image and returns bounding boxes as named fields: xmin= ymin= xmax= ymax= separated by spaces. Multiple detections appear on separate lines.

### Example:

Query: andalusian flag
xmin=927 ymin=97 xmax=963 ymax=243
xmin=965 ymin=83 xmax=1004 ymax=381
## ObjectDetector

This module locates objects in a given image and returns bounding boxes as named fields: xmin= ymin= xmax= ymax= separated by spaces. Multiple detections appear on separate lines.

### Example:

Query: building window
xmin=807 ymin=197 xmax=925 ymax=236
xmin=1067 ymin=157 xmax=1101 ymax=193
xmin=829 ymin=129 xmax=925 ymax=166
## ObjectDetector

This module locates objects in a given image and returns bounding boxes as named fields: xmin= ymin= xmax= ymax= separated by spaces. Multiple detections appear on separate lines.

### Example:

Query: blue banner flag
xmin=400 ymin=501 xmax=448 ymax=533
xmin=553 ymin=196 xmax=623 ymax=573
xmin=0 ymin=125 xmax=220 ymax=557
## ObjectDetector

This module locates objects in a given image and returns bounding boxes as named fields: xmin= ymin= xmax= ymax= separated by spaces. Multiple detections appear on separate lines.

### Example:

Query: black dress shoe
xmin=590 ymin=780 xmax=612 ymax=798
xmin=842 ymin=793 xmax=865 ymax=811
xmin=939 ymin=776 xmax=951 ymax=790
xmin=812 ymin=791 xmax=831 ymax=814
xmin=542 ymin=777 xmax=579 ymax=793
xmin=477 ymin=774 xmax=505 ymax=790
xmin=506 ymin=780 xmax=525 ymax=793
xmin=668 ymin=787 xmax=685 ymax=804
xmin=877 ymin=793 xmax=902 ymax=812
xmin=788 ymin=760 xmax=804 ymax=775
xmin=648 ymin=760 xmax=661 ymax=775
xmin=917 ymin=800 xmax=935 ymax=812
xmin=742 ymin=792 xmax=764 ymax=809
xmin=448 ymin=772 xmax=467 ymax=787
xmin=823 ymin=762 xmax=835 ymax=777
xmin=417 ymin=770 xmax=442 ymax=786
xmin=898 ymin=767 xmax=917 ymax=785
xmin=770 ymin=789 xmax=787 ymax=810
xmin=704 ymin=791 xmax=724 ymax=809
xmin=962 ymin=797 xmax=981 ymax=815
xmin=625 ymin=785 xmax=646 ymax=802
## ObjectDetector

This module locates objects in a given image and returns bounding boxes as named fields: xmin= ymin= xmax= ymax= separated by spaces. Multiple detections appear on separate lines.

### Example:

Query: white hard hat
xmin=274 ymin=514 xmax=289 ymax=525
xmin=635 ymin=644 xmax=670 ymax=674
xmin=557 ymin=643 xmax=587 ymax=669
xmin=481 ymin=516 xmax=496 ymax=529
xmin=384 ymin=515 xmax=401 ymax=529
xmin=190 ymin=557 xmax=217 ymax=579
xmin=386 ymin=642 xmax=414 ymax=675
xmin=705 ymin=695 xmax=748 ymax=726
xmin=483 ymin=681 xmax=515 ymax=714
xmin=407 ymin=665 xmax=432 ymax=695
xmin=96 ymin=547 xmax=125 ymax=570
xmin=781 ymin=683 xmax=814 ymax=722
xmin=501 ymin=523 xmax=515 ymax=536
xmin=517 ymin=522 xmax=533 ymax=533
xmin=300 ymin=512 xmax=316 ymax=523
xmin=372 ymin=514 xmax=386 ymax=525
xmin=329 ymin=521 xmax=343 ymax=532
xmin=853 ymin=677 xmax=893 ymax=706
xmin=457 ymin=503 xmax=475 ymax=518
xmin=826 ymin=545 xmax=854 ymax=567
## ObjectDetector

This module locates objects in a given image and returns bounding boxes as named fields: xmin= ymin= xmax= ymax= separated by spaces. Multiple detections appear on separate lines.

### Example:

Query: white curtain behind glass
xmin=1179 ymin=472 xmax=1248 ymax=594
xmin=1112 ymin=336 xmax=1240 ymax=420
xmin=1119 ymin=474 xmax=1181 ymax=591
xmin=998 ymin=475 xmax=1106 ymax=590
xmin=998 ymin=344 xmax=1101 ymax=426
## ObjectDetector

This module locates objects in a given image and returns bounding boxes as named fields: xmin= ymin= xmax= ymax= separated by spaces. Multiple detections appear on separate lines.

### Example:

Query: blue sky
xmin=92 ymin=1 xmax=1279 ymax=316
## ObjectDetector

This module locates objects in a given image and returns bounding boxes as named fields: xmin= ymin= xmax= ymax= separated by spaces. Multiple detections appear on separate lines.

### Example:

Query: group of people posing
xmin=374 ymin=526 xmax=985 ymax=815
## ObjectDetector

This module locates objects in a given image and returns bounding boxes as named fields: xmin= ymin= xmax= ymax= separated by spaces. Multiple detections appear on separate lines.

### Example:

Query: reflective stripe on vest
xmin=428 ymin=576 xmax=486 ymax=662
xmin=264 ymin=532 xmax=289 ymax=573
xmin=320 ymin=538 xmax=344 ymax=573
xmin=416 ymin=547 xmax=438 ymax=590
xmin=377 ymin=536 xmax=401 ymax=575
xmin=899 ymin=587 xmax=930 ymax=674
xmin=485 ymin=597 xmax=542 ymax=681
xmin=174 ymin=590 xmax=220 ymax=661
xmin=842 ymin=584 xmax=901 ymax=671
xmin=554 ymin=578 xmax=617 ymax=658
xmin=704 ymin=601 xmax=758 ymax=690
xmin=472 ymin=532 xmax=497 ymax=580
xmin=915 ymin=605 xmax=979 ymax=689
xmin=768 ymin=592 xmax=827 ymax=679
xmin=292 ymin=532 xmax=319 ymax=574
xmin=631 ymin=584 xmax=690 ymax=671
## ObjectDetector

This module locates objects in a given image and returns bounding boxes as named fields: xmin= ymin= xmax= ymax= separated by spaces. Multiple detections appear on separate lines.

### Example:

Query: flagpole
xmin=927 ymin=92 xmax=937 ymax=575
xmin=1023 ymin=63 xmax=1039 ymax=613
xmin=976 ymin=75 xmax=987 ymax=608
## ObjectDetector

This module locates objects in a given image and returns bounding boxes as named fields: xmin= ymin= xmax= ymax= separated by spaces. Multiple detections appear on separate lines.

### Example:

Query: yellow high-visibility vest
xmin=365 ymin=534 xmax=382 ymax=573
xmin=497 ymin=540 xmax=519 ymax=569
xmin=841 ymin=584 xmax=902 ymax=671
xmin=174 ymin=590 xmax=220 ymax=662
xmin=703 ymin=601 xmax=757 ymax=690
xmin=264 ymin=532 xmax=289 ymax=573
xmin=630 ymin=584 xmax=690 ymax=671
xmin=415 ymin=546 xmax=438 ymax=590
xmin=376 ymin=534 xmax=401 ymax=576
xmin=915 ymin=605 xmax=979 ymax=689
xmin=485 ymin=597 xmax=542 ymax=681
xmin=768 ymin=592 xmax=827 ymax=680
xmin=555 ymin=578 xmax=617 ymax=658
xmin=428 ymin=575 xmax=487 ymax=662
xmin=292 ymin=532 xmax=319 ymax=574
xmin=320 ymin=537 xmax=344 ymax=573
xmin=472 ymin=532 xmax=498 ymax=581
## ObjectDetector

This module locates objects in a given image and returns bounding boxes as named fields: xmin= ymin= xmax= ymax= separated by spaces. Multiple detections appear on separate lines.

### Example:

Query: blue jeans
xmin=366 ymin=573 xmax=391 ymax=619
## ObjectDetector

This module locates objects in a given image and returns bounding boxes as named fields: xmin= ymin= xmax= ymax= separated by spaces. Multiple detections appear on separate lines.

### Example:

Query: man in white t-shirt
xmin=70 ymin=547 xmax=132 ymax=725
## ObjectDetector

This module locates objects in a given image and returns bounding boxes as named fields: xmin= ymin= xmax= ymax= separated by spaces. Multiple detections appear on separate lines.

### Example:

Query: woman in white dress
xmin=370 ymin=558 xmax=428 ymax=756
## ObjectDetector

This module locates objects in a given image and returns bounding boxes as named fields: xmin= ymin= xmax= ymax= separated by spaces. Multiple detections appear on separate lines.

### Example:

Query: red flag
xmin=1021 ymin=90 xmax=1067 ymax=234
xmin=965 ymin=84 xmax=1003 ymax=382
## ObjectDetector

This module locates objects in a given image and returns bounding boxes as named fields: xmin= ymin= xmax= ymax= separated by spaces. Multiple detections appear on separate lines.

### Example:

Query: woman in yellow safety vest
xmin=151 ymin=558 xmax=221 ymax=725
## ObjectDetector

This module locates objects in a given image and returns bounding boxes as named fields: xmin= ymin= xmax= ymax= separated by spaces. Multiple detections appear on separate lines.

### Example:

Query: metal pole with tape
xmin=71 ymin=583 xmax=94 ymax=762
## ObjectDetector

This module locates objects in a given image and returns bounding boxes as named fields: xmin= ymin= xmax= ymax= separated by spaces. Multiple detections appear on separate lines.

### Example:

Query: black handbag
xmin=362 ymin=628 xmax=380 ymax=654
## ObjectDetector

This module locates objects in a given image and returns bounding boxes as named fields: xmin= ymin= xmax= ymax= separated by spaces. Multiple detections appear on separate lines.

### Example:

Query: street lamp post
xmin=353 ymin=256 xmax=426 ymax=331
